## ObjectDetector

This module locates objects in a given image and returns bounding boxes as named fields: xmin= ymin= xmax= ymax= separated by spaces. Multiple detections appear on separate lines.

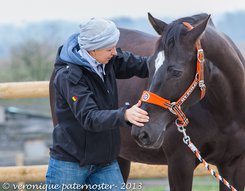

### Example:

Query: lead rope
xmin=176 ymin=122 xmax=237 ymax=191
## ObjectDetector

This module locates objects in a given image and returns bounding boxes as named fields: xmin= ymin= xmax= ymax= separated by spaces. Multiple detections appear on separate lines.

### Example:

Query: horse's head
xmin=131 ymin=13 xmax=211 ymax=149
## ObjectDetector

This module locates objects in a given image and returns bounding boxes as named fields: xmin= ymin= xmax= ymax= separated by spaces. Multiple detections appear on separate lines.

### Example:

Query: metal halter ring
xmin=195 ymin=73 xmax=199 ymax=80
xmin=175 ymin=118 xmax=185 ymax=128
xmin=169 ymin=102 xmax=177 ymax=115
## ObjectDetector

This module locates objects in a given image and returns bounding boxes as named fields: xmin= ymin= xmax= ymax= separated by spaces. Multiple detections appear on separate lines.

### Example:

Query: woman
xmin=46 ymin=18 xmax=149 ymax=191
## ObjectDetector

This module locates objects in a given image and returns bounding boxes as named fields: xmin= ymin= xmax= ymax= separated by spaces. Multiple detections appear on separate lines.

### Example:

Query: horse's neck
xmin=202 ymin=28 xmax=245 ymax=121
xmin=204 ymin=61 xmax=233 ymax=114
xmin=203 ymin=28 xmax=245 ymax=79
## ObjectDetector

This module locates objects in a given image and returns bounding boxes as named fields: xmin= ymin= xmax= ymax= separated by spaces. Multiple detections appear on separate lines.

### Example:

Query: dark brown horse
xmin=130 ymin=13 xmax=245 ymax=191
xmin=49 ymin=13 xmax=245 ymax=191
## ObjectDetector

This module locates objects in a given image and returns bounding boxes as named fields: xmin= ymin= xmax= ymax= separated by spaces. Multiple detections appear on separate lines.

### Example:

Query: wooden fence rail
xmin=0 ymin=81 xmax=49 ymax=99
xmin=0 ymin=163 xmax=217 ymax=183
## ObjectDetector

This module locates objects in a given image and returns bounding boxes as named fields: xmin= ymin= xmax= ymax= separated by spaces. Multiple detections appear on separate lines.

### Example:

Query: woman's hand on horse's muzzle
xmin=124 ymin=100 xmax=149 ymax=127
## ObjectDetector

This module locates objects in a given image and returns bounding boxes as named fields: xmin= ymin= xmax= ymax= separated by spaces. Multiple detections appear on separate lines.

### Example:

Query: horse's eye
xmin=167 ymin=66 xmax=183 ymax=78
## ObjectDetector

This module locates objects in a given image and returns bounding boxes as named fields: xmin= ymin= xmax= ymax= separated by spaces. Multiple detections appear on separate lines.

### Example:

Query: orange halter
xmin=140 ymin=22 xmax=206 ymax=127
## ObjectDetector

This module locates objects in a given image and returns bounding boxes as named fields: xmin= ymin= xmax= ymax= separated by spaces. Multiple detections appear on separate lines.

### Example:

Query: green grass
xmin=129 ymin=176 xmax=219 ymax=191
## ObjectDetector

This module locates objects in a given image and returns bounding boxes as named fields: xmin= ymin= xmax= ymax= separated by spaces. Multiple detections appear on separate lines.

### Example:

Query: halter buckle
xmin=197 ymin=49 xmax=205 ymax=63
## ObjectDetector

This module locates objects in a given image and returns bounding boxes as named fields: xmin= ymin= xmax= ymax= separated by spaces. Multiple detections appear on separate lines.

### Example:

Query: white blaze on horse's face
xmin=154 ymin=51 xmax=165 ymax=74
xmin=148 ymin=50 xmax=165 ymax=91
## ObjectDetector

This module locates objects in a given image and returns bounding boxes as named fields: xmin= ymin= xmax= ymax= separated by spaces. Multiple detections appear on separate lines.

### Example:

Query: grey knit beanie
xmin=78 ymin=18 xmax=120 ymax=51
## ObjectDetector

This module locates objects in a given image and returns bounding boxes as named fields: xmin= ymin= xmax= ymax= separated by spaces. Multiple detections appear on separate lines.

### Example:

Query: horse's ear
xmin=185 ymin=14 xmax=211 ymax=43
xmin=148 ymin=12 xmax=167 ymax=35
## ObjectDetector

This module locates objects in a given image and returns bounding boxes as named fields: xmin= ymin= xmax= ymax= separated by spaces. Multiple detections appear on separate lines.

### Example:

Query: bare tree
xmin=3 ymin=38 xmax=57 ymax=82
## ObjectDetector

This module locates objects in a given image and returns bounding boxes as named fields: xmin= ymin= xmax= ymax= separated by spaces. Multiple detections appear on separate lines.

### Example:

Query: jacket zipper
xmin=91 ymin=72 xmax=111 ymax=95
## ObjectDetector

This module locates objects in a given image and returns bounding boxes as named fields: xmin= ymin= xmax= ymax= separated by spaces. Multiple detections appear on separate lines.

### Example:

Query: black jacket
xmin=50 ymin=46 xmax=148 ymax=166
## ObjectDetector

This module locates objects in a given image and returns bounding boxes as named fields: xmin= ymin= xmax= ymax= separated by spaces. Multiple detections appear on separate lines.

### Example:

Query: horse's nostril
xmin=138 ymin=131 xmax=150 ymax=145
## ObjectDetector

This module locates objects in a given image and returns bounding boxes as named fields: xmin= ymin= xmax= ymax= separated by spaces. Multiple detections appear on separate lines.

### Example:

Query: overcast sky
xmin=1 ymin=0 xmax=245 ymax=25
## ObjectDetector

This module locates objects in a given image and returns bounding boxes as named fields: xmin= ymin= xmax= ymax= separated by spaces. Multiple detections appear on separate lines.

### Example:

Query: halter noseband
xmin=140 ymin=22 xmax=206 ymax=127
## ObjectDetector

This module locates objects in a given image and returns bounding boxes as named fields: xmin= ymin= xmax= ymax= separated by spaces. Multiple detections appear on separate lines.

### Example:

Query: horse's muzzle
xmin=131 ymin=127 xmax=153 ymax=148
xmin=137 ymin=131 xmax=151 ymax=146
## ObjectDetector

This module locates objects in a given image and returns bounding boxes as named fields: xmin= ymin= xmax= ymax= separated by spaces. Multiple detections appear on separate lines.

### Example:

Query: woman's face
xmin=89 ymin=47 xmax=117 ymax=64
